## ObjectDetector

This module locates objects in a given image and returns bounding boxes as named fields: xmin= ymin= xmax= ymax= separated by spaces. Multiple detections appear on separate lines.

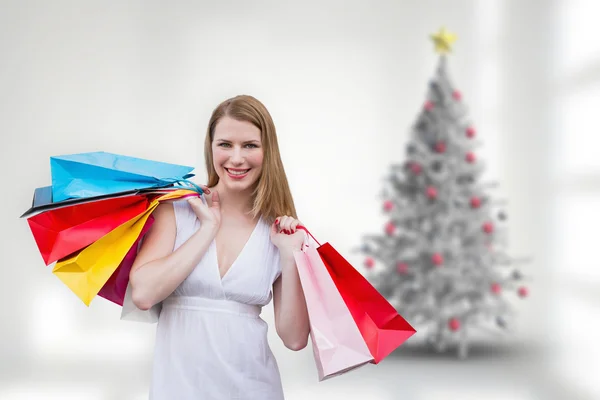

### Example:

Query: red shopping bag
xmin=26 ymin=194 xmax=151 ymax=265
xmin=97 ymin=215 xmax=154 ymax=306
xmin=299 ymin=227 xmax=416 ymax=364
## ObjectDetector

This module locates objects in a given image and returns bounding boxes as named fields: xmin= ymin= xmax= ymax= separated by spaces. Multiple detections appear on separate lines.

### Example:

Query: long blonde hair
xmin=204 ymin=95 xmax=297 ymax=225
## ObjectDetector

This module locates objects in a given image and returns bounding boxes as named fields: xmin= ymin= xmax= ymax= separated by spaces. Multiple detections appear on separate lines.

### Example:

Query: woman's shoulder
xmin=164 ymin=199 xmax=197 ymax=229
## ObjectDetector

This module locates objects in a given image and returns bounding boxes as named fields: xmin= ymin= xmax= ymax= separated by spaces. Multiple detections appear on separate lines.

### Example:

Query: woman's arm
xmin=272 ymin=248 xmax=310 ymax=351
xmin=129 ymin=202 xmax=218 ymax=310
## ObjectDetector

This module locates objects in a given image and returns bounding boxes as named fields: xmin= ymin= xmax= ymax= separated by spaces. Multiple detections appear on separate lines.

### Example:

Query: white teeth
xmin=227 ymin=168 xmax=249 ymax=176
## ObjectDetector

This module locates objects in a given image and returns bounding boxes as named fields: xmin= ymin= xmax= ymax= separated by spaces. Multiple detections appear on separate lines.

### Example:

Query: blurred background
xmin=1 ymin=0 xmax=599 ymax=399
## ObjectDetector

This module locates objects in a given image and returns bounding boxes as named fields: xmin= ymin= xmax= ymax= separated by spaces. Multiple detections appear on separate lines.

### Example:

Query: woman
xmin=129 ymin=95 xmax=311 ymax=399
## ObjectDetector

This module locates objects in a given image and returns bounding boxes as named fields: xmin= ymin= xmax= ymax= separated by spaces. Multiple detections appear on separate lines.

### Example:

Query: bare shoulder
xmin=153 ymin=201 xmax=175 ymax=218
xmin=130 ymin=202 xmax=177 ymax=274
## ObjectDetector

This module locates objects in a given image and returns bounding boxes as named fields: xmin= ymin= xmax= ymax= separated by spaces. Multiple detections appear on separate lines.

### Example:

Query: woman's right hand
xmin=187 ymin=190 xmax=221 ymax=233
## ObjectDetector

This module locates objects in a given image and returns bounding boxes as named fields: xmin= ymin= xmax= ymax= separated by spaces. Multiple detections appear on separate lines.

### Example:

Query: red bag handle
xmin=296 ymin=225 xmax=321 ymax=246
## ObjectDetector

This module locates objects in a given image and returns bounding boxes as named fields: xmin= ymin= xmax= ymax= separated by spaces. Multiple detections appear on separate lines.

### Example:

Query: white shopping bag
xmin=120 ymin=282 xmax=162 ymax=323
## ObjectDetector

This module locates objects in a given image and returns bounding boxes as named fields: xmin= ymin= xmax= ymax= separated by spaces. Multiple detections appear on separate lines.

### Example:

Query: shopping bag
xmin=50 ymin=151 xmax=196 ymax=202
xmin=20 ymin=184 xmax=177 ymax=219
xmin=52 ymin=189 xmax=195 ymax=306
xmin=26 ymin=194 xmax=151 ymax=265
xmin=120 ymin=282 xmax=162 ymax=323
xmin=294 ymin=235 xmax=373 ymax=381
xmin=299 ymin=227 xmax=416 ymax=364
xmin=97 ymin=214 xmax=154 ymax=306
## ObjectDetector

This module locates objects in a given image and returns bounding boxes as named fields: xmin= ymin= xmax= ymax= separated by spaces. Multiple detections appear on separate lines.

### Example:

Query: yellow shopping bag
xmin=52 ymin=189 xmax=196 ymax=306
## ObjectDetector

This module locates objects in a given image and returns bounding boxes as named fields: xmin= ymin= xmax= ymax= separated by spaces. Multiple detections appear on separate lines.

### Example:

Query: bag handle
xmin=296 ymin=225 xmax=321 ymax=247
xmin=160 ymin=177 xmax=204 ymax=194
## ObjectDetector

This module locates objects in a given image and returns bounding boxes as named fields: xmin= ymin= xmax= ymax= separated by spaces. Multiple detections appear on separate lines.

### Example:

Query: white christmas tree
xmin=357 ymin=28 xmax=531 ymax=359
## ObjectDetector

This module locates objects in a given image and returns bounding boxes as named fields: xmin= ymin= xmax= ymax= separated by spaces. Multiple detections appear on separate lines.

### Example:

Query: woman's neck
xmin=212 ymin=183 xmax=255 ymax=217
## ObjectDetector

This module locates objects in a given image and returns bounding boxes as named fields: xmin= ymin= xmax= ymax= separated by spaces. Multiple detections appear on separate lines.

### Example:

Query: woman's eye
xmin=218 ymin=143 xmax=258 ymax=148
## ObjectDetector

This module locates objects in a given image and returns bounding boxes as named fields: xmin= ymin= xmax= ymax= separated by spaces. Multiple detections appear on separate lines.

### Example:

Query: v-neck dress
xmin=149 ymin=200 xmax=284 ymax=400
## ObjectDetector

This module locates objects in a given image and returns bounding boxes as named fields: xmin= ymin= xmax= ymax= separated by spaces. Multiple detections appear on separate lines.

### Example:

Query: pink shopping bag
xmin=294 ymin=235 xmax=373 ymax=381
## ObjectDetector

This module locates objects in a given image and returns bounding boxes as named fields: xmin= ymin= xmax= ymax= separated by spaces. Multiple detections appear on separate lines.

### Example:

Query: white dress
xmin=149 ymin=200 xmax=285 ymax=400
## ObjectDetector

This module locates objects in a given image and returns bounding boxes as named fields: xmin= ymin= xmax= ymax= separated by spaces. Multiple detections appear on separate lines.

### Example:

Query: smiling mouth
xmin=225 ymin=168 xmax=250 ymax=176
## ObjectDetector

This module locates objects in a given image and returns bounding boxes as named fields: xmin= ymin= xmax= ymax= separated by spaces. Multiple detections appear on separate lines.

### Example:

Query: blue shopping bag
xmin=50 ymin=151 xmax=197 ymax=202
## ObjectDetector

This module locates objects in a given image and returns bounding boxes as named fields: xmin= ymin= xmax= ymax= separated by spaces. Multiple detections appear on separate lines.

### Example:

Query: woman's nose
xmin=230 ymin=147 xmax=244 ymax=164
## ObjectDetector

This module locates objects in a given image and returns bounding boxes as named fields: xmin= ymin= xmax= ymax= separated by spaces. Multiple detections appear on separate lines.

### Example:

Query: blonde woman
xmin=129 ymin=95 xmax=310 ymax=399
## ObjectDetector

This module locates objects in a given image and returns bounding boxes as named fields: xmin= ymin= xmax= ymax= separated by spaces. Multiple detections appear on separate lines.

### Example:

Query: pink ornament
xmin=432 ymin=252 xmax=444 ymax=266
xmin=396 ymin=262 xmax=408 ymax=274
xmin=491 ymin=283 xmax=502 ymax=294
xmin=448 ymin=318 xmax=460 ymax=332
xmin=466 ymin=152 xmax=476 ymax=163
xmin=364 ymin=257 xmax=375 ymax=268
xmin=424 ymin=101 xmax=434 ymax=111
xmin=410 ymin=162 xmax=422 ymax=175
xmin=466 ymin=126 xmax=476 ymax=138
xmin=470 ymin=196 xmax=481 ymax=209
xmin=518 ymin=286 xmax=529 ymax=298
xmin=452 ymin=90 xmax=462 ymax=101
xmin=426 ymin=186 xmax=438 ymax=199
xmin=385 ymin=221 xmax=396 ymax=236
xmin=435 ymin=141 xmax=447 ymax=153
xmin=483 ymin=221 xmax=494 ymax=234
xmin=383 ymin=200 xmax=394 ymax=212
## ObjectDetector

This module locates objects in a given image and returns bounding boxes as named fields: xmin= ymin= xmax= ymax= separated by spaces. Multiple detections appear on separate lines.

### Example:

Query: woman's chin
xmin=223 ymin=177 xmax=258 ymax=191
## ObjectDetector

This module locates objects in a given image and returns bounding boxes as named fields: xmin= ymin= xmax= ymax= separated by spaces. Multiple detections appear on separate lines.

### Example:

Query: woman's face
xmin=211 ymin=116 xmax=264 ymax=192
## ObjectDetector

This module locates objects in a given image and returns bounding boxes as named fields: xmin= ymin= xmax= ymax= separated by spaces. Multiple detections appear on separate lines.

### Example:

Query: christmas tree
xmin=357 ymin=28 xmax=531 ymax=359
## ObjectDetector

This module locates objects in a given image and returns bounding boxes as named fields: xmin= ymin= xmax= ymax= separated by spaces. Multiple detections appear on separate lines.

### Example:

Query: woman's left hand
xmin=270 ymin=215 xmax=305 ymax=253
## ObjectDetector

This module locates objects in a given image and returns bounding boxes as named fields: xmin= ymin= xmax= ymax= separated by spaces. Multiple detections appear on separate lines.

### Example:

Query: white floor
xmin=0 ymin=328 xmax=593 ymax=400
xmin=0 ymin=276 xmax=596 ymax=400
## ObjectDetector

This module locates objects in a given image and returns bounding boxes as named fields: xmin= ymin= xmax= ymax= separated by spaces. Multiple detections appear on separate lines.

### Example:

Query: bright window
xmin=550 ymin=1 xmax=600 ymax=397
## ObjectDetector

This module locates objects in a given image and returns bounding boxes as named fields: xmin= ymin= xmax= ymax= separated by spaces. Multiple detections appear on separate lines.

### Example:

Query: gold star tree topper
xmin=430 ymin=27 xmax=457 ymax=54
